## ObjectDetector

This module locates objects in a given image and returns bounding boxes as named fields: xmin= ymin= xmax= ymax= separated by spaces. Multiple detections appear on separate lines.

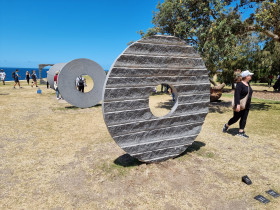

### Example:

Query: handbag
xmin=54 ymin=82 xmax=58 ymax=90
xmin=232 ymin=86 xmax=249 ymax=111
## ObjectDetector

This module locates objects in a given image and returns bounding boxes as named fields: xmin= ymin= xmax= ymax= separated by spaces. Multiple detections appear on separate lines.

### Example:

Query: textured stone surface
xmin=47 ymin=63 xmax=66 ymax=89
xmin=58 ymin=58 xmax=106 ymax=108
xmin=102 ymin=35 xmax=210 ymax=163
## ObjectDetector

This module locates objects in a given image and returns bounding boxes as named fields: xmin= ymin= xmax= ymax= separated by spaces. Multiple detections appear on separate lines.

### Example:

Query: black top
xmin=234 ymin=82 xmax=253 ymax=109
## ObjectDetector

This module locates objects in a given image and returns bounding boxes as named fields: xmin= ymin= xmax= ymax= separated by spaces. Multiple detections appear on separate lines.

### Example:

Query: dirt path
xmin=0 ymin=82 xmax=279 ymax=209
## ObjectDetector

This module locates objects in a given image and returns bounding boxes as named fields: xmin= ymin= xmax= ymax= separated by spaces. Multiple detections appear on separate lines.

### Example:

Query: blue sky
xmin=0 ymin=0 xmax=160 ymax=69
xmin=0 ymin=0 xmax=257 ymax=69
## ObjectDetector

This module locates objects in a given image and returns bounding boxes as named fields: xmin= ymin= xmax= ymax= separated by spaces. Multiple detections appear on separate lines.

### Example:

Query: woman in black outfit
xmin=223 ymin=70 xmax=254 ymax=138
xmin=26 ymin=71 xmax=30 ymax=85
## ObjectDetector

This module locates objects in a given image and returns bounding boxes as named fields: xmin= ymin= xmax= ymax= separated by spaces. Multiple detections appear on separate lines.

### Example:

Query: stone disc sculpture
xmin=57 ymin=58 xmax=106 ymax=108
xmin=47 ymin=63 xmax=66 ymax=89
xmin=102 ymin=35 xmax=210 ymax=163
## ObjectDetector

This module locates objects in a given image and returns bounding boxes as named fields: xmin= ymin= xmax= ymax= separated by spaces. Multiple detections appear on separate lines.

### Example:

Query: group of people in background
xmin=0 ymin=69 xmax=38 ymax=88
xmin=25 ymin=70 xmax=38 ymax=87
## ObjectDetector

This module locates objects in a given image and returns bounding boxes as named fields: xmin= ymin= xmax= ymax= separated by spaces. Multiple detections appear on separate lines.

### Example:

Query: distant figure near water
xmin=13 ymin=69 xmax=22 ymax=89
xmin=31 ymin=70 xmax=38 ymax=87
xmin=25 ymin=71 xmax=30 ymax=85
xmin=0 ymin=69 xmax=6 ymax=85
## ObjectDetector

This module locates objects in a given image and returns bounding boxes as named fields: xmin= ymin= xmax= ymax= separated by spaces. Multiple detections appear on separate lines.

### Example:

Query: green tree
xmin=140 ymin=0 xmax=280 ymax=84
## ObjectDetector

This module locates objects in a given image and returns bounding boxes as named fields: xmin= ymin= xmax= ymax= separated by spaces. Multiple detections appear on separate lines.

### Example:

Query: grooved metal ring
xmin=57 ymin=58 xmax=106 ymax=108
xmin=102 ymin=35 xmax=210 ymax=163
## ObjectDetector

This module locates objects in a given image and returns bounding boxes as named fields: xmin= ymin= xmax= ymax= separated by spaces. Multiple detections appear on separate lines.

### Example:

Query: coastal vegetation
xmin=139 ymin=0 xmax=280 ymax=84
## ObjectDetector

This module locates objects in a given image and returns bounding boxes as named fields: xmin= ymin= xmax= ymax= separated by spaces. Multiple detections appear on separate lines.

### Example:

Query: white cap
xmin=241 ymin=70 xmax=254 ymax=78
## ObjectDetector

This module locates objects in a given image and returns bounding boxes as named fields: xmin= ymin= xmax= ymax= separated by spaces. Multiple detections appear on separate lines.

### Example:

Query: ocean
xmin=0 ymin=67 xmax=49 ymax=81
xmin=0 ymin=67 xmax=109 ymax=81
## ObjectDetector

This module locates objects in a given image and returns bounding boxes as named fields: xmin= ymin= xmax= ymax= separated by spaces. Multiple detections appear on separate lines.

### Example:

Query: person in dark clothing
xmin=25 ymin=71 xmax=30 ymax=85
xmin=13 ymin=69 xmax=22 ymax=88
xmin=31 ymin=70 xmax=38 ymax=87
xmin=223 ymin=70 xmax=254 ymax=138
xmin=46 ymin=71 xmax=49 ymax=89
xmin=76 ymin=76 xmax=85 ymax=93
xmin=273 ymin=77 xmax=280 ymax=92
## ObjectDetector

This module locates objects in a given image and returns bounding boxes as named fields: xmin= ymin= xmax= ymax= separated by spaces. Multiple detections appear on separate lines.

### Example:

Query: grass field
xmin=0 ymin=81 xmax=280 ymax=209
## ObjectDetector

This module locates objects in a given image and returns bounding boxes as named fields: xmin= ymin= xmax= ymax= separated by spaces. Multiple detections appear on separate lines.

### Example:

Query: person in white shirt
xmin=0 ymin=69 xmax=6 ymax=85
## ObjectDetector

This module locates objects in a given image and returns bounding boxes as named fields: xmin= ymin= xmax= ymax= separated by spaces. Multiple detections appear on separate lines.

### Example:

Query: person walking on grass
xmin=31 ymin=70 xmax=38 ymax=87
xmin=25 ymin=71 xmax=30 ymax=85
xmin=222 ymin=70 xmax=254 ymax=138
xmin=0 ymin=69 xmax=6 ymax=85
xmin=54 ymin=71 xmax=61 ymax=99
xmin=13 ymin=69 xmax=22 ymax=88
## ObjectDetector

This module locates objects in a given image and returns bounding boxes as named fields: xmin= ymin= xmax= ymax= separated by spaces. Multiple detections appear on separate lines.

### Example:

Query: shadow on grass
xmin=156 ymin=99 xmax=175 ymax=110
xmin=114 ymin=141 xmax=205 ymax=166
xmin=92 ymin=103 xmax=102 ymax=107
xmin=209 ymin=100 xmax=232 ymax=114
xmin=64 ymin=103 xmax=102 ymax=109
xmin=114 ymin=154 xmax=144 ymax=167
xmin=65 ymin=106 xmax=79 ymax=109
xmin=250 ymin=102 xmax=271 ymax=111
xmin=209 ymin=100 xmax=276 ymax=114
xmin=174 ymin=141 xmax=206 ymax=159
xmin=226 ymin=128 xmax=240 ymax=136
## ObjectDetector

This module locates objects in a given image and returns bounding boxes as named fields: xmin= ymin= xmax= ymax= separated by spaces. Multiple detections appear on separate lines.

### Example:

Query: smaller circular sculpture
xmin=47 ymin=63 xmax=66 ymax=89
xmin=58 ymin=58 xmax=106 ymax=108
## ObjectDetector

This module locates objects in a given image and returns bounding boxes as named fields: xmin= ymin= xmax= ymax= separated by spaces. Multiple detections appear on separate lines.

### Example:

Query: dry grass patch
xmin=0 ymin=81 xmax=279 ymax=209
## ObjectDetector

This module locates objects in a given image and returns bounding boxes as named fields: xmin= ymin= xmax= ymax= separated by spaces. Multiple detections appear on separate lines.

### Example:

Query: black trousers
xmin=78 ymin=85 xmax=84 ymax=93
xmin=228 ymin=109 xmax=250 ymax=130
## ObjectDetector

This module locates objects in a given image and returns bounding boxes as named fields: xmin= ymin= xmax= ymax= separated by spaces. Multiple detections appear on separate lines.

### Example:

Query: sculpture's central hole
xmin=149 ymin=84 xmax=176 ymax=117
xmin=75 ymin=75 xmax=94 ymax=93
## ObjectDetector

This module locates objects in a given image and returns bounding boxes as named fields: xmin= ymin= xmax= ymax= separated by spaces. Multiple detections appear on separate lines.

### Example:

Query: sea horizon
xmin=0 ymin=67 xmax=109 ymax=81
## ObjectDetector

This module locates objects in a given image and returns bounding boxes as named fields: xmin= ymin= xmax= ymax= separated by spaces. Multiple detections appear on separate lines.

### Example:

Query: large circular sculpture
xmin=58 ymin=58 xmax=106 ymax=108
xmin=102 ymin=35 xmax=210 ymax=163
xmin=47 ymin=63 xmax=66 ymax=89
